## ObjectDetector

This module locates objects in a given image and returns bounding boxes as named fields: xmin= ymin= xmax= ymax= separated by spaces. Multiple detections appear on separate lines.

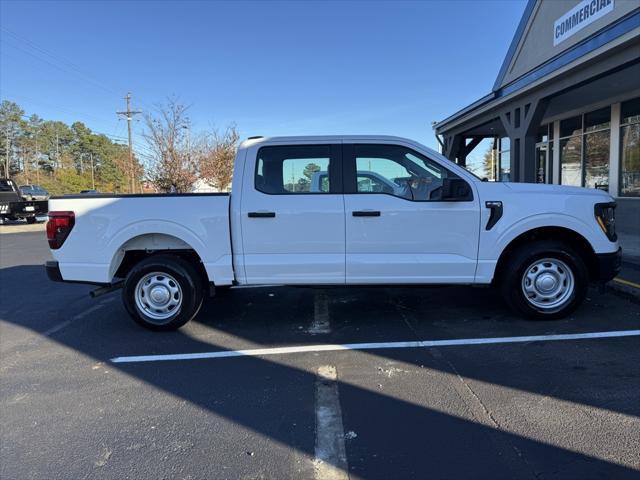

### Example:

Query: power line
xmin=1 ymin=39 xmax=119 ymax=97
xmin=2 ymin=92 xmax=116 ymax=125
xmin=0 ymin=27 xmax=155 ymax=112
xmin=2 ymin=94 xmax=145 ymax=149
xmin=1 ymin=26 xmax=118 ymax=94
xmin=13 ymin=112 xmax=130 ymax=146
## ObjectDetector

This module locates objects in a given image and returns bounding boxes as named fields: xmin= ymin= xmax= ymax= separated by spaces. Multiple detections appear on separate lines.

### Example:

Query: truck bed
xmin=48 ymin=193 xmax=234 ymax=285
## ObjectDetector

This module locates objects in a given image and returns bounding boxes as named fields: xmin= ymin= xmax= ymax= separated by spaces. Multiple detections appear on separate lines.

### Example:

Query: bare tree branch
xmin=143 ymin=99 xmax=197 ymax=193
xmin=198 ymin=125 xmax=239 ymax=192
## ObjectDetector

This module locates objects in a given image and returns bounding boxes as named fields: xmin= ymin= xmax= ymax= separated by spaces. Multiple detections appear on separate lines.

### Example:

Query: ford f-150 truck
xmin=45 ymin=136 xmax=621 ymax=330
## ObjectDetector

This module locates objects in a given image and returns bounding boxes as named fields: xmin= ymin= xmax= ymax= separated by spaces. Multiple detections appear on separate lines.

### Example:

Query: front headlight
xmin=594 ymin=202 xmax=617 ymax=241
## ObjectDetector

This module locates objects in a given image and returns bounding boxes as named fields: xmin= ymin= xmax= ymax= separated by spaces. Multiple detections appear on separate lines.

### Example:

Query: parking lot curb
xmin=608 ymin=277 xmax=640 ymax=301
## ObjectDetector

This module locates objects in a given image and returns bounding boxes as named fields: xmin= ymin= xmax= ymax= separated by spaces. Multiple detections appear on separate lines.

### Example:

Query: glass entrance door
xmin=535 ymin=143 xmax=549 ymax=183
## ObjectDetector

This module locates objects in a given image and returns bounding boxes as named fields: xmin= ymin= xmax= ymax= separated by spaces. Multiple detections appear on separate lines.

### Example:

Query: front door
xmin=343 ymin=143 xmax=480 ymax=284
xmin=240 ymin=143 xmax=345 ymax=284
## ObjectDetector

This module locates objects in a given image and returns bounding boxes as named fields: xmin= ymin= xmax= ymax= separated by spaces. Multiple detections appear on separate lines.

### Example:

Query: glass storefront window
xmin=620 ymin=97 xmax=640 ymax=197
xmin=621 ymin=97 xmax=640 ymax=125
xmin=584 ymin=107 xmax=611 ymax=132
xmin=560 ymin=136 xmax=582 ymax=186
xmin=584 ymin=130 xmax=610 ymax=189
xmin=537 ymin=124 xmax=549 ymax=143
xmin=559 ymin=108 xmax=611 ymax=190
xmin=560 ymin=116 xmax=582 ymax=138
xmin=536 ymin=144 xmax=547 ymax=183
xmin=535 ymin=124 xmax=552 ymax=183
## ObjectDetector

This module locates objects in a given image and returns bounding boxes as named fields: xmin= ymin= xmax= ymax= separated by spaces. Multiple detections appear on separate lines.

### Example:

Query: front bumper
xmin=595 ymin=247 xmax=622 ymax=283
xmin=45 ymin=261 xmax=64 ymax=282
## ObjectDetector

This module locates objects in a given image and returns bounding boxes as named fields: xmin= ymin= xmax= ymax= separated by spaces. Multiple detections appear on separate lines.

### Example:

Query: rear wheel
xmin=499 ymin=240 xmax=588 ymax=319
xmin=26 ymin=216 xmax=36 ymax=224
xmin=123 ymin=254 xmax=204 ymax=331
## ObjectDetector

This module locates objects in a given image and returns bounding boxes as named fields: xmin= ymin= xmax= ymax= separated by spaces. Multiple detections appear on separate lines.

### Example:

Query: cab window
xmin=352 ymin=144 xmax=459 ymax=201
xmin=256 ymin=145 xmax=338 ymax=194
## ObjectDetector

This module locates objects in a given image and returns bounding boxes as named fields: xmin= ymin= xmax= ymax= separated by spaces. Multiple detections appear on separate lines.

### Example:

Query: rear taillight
xmin=47 ymin=211 xmax=75 ymax=249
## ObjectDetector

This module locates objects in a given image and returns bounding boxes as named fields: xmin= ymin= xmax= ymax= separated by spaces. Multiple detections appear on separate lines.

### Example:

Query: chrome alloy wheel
xmin=521 ymin=258 xmax=575 ymax=311
xmin=134 ymin=272 xmax=183 ymax=323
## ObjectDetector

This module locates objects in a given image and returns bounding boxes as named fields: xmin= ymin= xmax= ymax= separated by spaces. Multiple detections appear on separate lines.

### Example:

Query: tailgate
xmin=9 ymin=200 xmax=48 ymax=215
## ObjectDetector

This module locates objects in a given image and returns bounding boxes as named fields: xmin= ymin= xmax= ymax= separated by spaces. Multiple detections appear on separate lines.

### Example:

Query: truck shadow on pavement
xmin=2 ymin=265 xmax=640 ymax=478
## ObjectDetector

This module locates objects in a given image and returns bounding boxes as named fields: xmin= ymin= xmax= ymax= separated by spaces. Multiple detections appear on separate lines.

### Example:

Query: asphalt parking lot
xmin=1 ymin=227 xmax=639 ymax=480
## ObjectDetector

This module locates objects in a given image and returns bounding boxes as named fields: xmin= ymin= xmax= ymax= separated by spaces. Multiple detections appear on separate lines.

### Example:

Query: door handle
xmin=248 ymin=211 xmax=276 ymax=218
xmin=352 ymin=210 xmax=381 ymax=217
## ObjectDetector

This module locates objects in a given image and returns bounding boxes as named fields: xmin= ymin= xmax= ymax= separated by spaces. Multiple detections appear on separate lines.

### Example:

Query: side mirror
xmin=441 ymin=178 xmax=472 ymax=201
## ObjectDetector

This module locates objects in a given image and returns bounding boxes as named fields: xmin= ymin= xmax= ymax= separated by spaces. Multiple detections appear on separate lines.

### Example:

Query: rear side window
xmin=256 ymin=145 xmax=337 ymax=194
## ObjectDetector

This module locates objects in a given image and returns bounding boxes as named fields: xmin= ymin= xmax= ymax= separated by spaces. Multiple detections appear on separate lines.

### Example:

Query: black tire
xmin=26 ymin=216 xmax=36 ymax=224
xmin=122 ymin=254 xmax=204 ymax=331
xmin=498 ymin=240 xmax=588 ymax=320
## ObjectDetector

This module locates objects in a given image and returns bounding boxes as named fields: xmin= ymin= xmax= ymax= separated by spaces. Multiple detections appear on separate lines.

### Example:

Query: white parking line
xmin=110 ymin=329 xmax=640 ymax=364
xmin=309 ymin=291 xmax=330 ymax=334
xmin=313 ymin=366 xmax=348 ymax=480
xmin=42 ymin=304 xmax=106 ymax=337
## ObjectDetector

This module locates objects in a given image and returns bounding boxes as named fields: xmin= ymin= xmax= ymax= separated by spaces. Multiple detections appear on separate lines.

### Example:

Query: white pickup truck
xmin=46 ymin=136 xmax=621 ymax=330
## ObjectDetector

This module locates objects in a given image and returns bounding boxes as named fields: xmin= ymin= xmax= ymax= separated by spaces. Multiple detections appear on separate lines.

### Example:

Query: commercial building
xmin=434 ymin=0 xmax=639 ymax=236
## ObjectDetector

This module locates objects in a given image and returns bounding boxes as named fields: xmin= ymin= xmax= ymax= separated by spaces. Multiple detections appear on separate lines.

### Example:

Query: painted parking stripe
xmin=308 ymin=291 xmax=331 ymax=334
xmin=613 ymin=277 xmax=640 ymax=289
xmin=313 ymin=366 xmax=348 ymax=480
xmin=110 ymin=329 xmax=640 ymax=364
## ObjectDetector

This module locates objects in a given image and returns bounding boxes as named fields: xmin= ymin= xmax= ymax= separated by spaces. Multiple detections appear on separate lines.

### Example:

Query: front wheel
xmin=122 ymin=254 xmax=204 ymax=331
xmin=499 ymin=240 xmax=588 ymax=319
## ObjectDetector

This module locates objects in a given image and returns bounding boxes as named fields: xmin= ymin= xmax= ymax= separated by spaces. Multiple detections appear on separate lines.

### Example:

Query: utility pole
xmin=5 ymin=130 xmax=9 ymax=178
xmin=35 ymin=133 xmax=40 ymax=183
xmin=55 ymin=132 xmax=60 ymax=173
xmin=117 ymin=93 xmax=141 ymax=193
xmin=90 ymin=153 xmax=95 ymax=190
xmin=182 ymin=124 xmax=191 ymax=162
xmin=22 ymin=146 xmax=28 ymax=181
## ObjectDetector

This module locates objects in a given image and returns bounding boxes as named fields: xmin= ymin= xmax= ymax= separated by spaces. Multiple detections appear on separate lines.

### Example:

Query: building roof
xmin=434 ymin=1 xmax=640 ymax=134
xmin=492 ymin=0 xmax=539 ymax=92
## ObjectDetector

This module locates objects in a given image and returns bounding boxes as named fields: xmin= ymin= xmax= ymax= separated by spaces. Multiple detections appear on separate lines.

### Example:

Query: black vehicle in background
xmin=0 ymin=178 xmax=48 ymax=224
xmin=19 ymin=184 xmax=50 ymax=201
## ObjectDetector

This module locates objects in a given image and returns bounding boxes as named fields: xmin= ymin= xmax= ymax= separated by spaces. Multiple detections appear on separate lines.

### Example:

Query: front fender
xmin=484 ymin=213 xmax=615 ymax=262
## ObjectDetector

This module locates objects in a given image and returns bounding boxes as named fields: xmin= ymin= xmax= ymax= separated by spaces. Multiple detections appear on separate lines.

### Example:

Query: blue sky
xmin=0 ymin=0 xmax=526 ymax=161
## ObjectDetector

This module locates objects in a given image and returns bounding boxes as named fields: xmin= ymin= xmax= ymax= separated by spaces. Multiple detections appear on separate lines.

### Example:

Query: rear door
xmin=343 ymin=143 xmax=480 ymax=284
xmin=239 ymin=143 xmax=345 ymax=284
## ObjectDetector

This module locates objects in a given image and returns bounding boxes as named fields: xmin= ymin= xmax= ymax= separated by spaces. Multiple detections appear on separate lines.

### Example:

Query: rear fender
xmin=106 ymin=221 xmax=211 ymax=281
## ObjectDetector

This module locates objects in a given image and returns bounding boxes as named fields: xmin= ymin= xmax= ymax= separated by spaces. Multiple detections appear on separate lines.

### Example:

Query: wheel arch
xmin=493 ymin=226 xmax=599 ymax=284
xmin=108 ymin=232 xmax=209 ymax=285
